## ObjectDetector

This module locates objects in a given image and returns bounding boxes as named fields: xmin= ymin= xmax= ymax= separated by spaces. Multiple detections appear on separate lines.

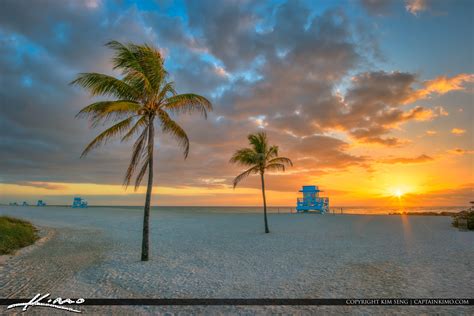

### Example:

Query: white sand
xmin=0 ymin=206 xmax=473 ymax=315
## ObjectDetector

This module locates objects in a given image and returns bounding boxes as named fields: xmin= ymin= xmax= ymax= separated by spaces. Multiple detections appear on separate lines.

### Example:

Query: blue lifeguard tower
xmin=296 ymin=185 xmax=329 ymax=213
xmin=37 ymin=200 xmax=46 ymax=206
xmin=72 ymin=197 xmax=88 ymax=208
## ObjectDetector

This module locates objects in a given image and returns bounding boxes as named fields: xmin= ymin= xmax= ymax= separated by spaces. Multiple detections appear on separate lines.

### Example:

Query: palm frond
xmin=233 ymin=166 xmax=260 ymax=188
xmin=157 ymin=81 xmax=176 ymax=102
xmin=266 ymin=145 xmax=279 ymax=160
xmin=162 ymin=93 xmax=212 ymax=119
xmin=229 ymin=148 xmax=258 ymax=166
xmin=265 ymin=163 xmax=287 ymax=172
xmin=70 ymin=73 xmax=140 ymax=100
xmin=106 ymin=41 xmax=166 ymax=95
xmin=76 ymin=100 xmax=141 ymax=127
xmin=248 ymin=132 xmax=268 ymax=154
xmin=106 ymin=40 xmax=144 ymax=72
xmin=134 ymin=158 xmax=149 ymax=190
xmin=267 ymin=157 xmax=293 ymax=167
xmin=81 ymin=116 xmax=135 ymax=157
xmin=136 ymin=43 xmax=167 ymax=92
xmin=157 ymin=109 xmax=190 ymax=158
xmin=133 ymin=123 xmax=154 ymax=189
xmin=124 ymin=125 xmax=148 ymax=187
xmin=121 ymin=116 xmax=148 ymax=142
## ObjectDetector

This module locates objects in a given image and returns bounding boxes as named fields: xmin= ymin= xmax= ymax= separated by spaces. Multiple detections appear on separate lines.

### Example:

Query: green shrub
xmin=452 ymin=211 xmax=474 ymax=230
xmin=0 ymin=216 xmax=39 ymax=255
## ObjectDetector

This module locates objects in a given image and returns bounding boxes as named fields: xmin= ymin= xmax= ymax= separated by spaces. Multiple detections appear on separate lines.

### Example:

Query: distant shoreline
xmin=388 ymin=211 xmax=463 ymax=216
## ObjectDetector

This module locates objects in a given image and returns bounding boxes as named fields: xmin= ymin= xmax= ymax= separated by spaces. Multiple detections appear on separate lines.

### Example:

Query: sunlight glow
xmin=393 ymin=188 xmax=404 ymax=198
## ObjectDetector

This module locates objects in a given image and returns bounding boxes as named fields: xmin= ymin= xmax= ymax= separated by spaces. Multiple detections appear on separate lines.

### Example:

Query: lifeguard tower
xmin=72 ymin=197 xmax=88 ymax=208
xmin=37 ymin=200 xmax=46 ymax=206
xmin=296 ymin=185 xmax=329 ymax=213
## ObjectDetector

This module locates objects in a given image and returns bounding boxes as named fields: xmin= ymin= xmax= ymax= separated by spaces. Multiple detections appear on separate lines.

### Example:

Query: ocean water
xmin=23 ymin=205 xmax=464 ymax=215
xmin=0 ymin=205 xmax=462 ymax=215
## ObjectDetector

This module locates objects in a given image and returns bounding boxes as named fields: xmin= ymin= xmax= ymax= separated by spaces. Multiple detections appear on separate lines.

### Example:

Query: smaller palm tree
xmin=230 ymin=132 xmax=293 ymax=233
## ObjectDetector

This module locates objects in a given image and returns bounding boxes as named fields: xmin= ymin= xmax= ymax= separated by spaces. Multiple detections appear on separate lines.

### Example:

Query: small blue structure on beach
xmin=37 ymin=200 xmax=46 ymax=206
xmin=72 ymin=197 xmax=88 ymax=208
xmin=296 ymin=185 xmax=329 ymax=213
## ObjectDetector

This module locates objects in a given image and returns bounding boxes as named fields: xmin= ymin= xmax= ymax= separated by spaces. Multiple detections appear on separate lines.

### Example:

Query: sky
xmin=0 ymin=0 xmax=472 ymax=207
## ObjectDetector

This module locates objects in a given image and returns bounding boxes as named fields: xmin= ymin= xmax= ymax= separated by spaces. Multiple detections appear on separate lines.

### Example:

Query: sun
xmin=388 ymin=187 xmax=406 ymax=199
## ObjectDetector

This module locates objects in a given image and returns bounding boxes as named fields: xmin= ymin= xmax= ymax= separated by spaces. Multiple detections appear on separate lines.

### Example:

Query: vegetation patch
xmin=452 ymin=211 xmax=474 ymax=230
xmin=0 ymin=216 xmax=39 ymax=255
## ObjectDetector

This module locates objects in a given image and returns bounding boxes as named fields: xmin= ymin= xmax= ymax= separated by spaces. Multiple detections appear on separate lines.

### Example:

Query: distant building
xmin=37 ymin=200 xmax=47 ymax=206
xmin=296 ymin=185 xmax=329 ymax=214
xmin=72 ymin=197 xmax=88 ymax=208
xmin=22 ymin=201 xmax=29 ymax=206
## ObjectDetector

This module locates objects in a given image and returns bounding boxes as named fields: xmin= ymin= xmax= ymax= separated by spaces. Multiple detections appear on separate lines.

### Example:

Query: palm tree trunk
xmin=141 ymin=121 xmax=154 ymax=261
xmin=260 ymin=172 xmax=269 ymax=233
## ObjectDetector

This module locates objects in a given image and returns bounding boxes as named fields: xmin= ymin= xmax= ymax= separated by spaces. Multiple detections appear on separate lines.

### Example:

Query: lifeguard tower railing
xmin=296 ymin=197 xmax=329 ymax=211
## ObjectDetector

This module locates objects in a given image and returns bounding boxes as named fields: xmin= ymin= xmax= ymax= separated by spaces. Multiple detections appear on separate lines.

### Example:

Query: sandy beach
xmin=0 ymin=206 xmax=473 ymax=315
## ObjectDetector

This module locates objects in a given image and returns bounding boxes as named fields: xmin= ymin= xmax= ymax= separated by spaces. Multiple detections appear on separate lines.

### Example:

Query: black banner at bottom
xmin=1 ymin=298 xmax=472 ymax=306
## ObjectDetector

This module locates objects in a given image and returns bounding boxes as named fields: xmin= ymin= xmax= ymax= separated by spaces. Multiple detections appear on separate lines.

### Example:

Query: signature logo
xmin=7 ymin=293 xmax=85 ymax=313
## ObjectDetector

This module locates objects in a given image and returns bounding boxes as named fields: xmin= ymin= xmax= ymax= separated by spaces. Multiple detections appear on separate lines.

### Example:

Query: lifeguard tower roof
xmin=299 ymin=185 xmax=322 ymax=192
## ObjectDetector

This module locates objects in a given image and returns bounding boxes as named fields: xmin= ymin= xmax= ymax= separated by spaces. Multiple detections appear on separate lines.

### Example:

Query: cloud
xmin=448 ymin=148 xmax=474 ymax=155
xmin=0 ymin=0 xmax=470 ymax=205
xmin=405 ymin=0 xmax=428 ymax=15
xmin=289 ymin=135 xmax=367 ymax=169
xmin=85 ymin=0 xmax=101 ymax=9
xmin=411 ymin=74 xmax=474 ymax=100
xmin=403 ymin=184 xmax=473 ymax=206
xmin=16 ymin=181 xmax=68 ymax=190
xmin=380 ymin=154 xmax=433 ymax=164
xmin=433 ymin=105 xmax=449 ymax=117
xmin=425 ymin=130 xmax=437 ymax=136
xmin=427 ymin=74 xmax=474 ymax=93
xmin=360 ymin=0 xmax=396 ymax=16
xmin=451 ymin=128 xmax=466 ymax=135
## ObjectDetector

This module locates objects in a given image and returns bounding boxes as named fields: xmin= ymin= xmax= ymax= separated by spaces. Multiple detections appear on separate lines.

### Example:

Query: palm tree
xmin=71 ymin=41 xmax=212 ymax=261
xmin=230 ymin=132 xmax=293 ymax=233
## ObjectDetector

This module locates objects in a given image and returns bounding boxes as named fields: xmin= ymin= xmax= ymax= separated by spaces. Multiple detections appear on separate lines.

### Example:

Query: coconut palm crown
xmin=230 ymin=131 xmax=293 ymax=233
xmin=71 ymin=41 xmax=212 ymax=260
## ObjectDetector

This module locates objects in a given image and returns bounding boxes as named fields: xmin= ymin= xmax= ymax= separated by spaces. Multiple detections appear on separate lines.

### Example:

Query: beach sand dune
xmin=0 ymin=206 xmax=473 ymax=315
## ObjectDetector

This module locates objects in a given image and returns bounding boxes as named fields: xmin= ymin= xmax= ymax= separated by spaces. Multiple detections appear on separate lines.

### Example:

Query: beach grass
xmin=0 ymin=216 xmax=39 ymax=255
xmin=452 ymin=210 xmax=474 ymax=230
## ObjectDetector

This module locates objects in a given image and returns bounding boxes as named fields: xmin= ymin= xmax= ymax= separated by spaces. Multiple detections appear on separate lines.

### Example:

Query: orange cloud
xmin=405 ymin=0 xmax=428 ymax=15
xmin=448 ymin=148 xmax=474 ymax=155
xmin=405 ymin=74 xmax=474 ymax=104
xmin=424 ymin=74 xmax=473 ymax=94
xmin=451 ymin=128 xmax=466 ymax=135
xmin=403 ymin=106 xmax=435 ymax=121
xmin=381 ymin=154 xmax=433 ymax=164
xmin=425 ymin=130 xmax=437 ymax=136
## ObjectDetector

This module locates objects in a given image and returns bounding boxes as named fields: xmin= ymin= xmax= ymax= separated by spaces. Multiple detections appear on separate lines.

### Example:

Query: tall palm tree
xmin=71 ymin=41 xmax=212 ymax=261
xmin=230 ymin=132 xmax=292 ymax=233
